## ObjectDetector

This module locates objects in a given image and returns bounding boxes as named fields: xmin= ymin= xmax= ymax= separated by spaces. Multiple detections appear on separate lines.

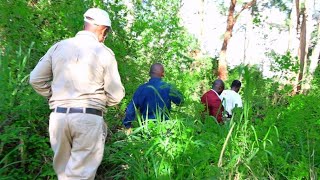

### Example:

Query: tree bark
xmin=309 ymin=21 xmax=320 ymax=75
xmin=295 ymin=0 xmax=300 ymax=33
xmin=218 ymin=0 xmax=236 ymax=81
xmin=291 ymin=0 xmax=300 ymax=94
xmin=303 ymin=13 xmax=320 ymax=92
xmin=217 ymin=0 xmax=256 ymax=80
xmin=296 ymin=7 xmax=307 ymax=93
xmin=285 ymin=0 xmax=300 ymax=92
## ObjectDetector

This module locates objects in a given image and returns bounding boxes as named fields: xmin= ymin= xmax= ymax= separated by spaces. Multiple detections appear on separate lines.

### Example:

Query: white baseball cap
xmin=84 ymin=8 xmax=111 ymax=27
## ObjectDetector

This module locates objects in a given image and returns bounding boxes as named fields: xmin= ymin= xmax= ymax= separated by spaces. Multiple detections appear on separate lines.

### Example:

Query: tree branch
xmin=234 ymin=0 xmax=256 ymax=22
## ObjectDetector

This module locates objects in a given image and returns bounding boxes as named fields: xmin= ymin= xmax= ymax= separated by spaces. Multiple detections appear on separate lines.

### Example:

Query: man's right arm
xmin=122 ymin=100 xmax=137 ymax=128
xmin=122 ymin=86 xmax=143 ymax=128
xmin=104 ymin=57 xmax=125 ymax=106
xmin=29 ymin=44 xmax=57 ymax=99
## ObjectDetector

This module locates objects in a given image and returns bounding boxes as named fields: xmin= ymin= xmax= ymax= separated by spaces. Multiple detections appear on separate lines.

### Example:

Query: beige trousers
xmin=49 ymin=112 xmax=107 ymax=180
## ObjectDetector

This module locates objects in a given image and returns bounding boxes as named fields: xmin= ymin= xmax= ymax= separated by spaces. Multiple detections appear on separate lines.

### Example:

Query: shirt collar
xmin=76 ymin=31 xmax=99 ymax=42
xmin=211 ymin=89 xmax=222 ymax=99
xmin=149 ymin=77 xmax=162 ymax=82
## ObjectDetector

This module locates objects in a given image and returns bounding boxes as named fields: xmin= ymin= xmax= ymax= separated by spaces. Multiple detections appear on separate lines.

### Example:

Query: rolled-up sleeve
xmin=29 ymin=44 xmax=57 ymax=98
xmin=104 ymin=58 xmax=125 ymax=106
xmin=122 ymin=100 xmax=136 ymax=128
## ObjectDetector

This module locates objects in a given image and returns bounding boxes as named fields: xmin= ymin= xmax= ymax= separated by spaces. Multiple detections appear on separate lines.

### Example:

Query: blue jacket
xmin=123 ymin=77 xmax=183 ymax=128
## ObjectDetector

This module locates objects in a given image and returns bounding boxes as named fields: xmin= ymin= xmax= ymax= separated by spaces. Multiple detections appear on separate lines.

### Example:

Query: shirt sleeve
xmin=201 ymin=93 xmax=208 ymax=108
xmin=29 ymin=44 xmax=57 ymax=98
xmin=104 ymin=57 xmax=125 ymax=106
xmin=122 ymin=86 xmax=143 ymax=128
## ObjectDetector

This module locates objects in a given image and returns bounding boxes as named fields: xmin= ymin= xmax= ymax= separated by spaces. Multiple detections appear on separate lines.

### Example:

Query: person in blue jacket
xmin=123 ymin=63 xmax=183 ymax=129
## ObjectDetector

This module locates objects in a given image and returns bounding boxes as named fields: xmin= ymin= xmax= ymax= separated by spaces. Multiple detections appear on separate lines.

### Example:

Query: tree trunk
xmin=285 ymin=0 xmax=300 ymax=92
xmin=218 ymin=0 xmax=236 ymax=81
xmin=309 ymin=21 xmax=320 ymax=75
xmin=303 ymin=10 xmax=320 ymax=92
xmin=291 ymin=0 xmax=300 ymax=94
xmin=217 ymin=0 xmax=256 ymax=80
xmin=296 ymin=7 xmax=307 ymax=93
xmin=295 ymin=0 xmax=300 ymax=33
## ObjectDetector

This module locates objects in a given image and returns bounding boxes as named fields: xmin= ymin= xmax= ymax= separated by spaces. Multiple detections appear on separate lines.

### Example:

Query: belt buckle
xmin=69 ymin=107 xmax=84 ymax=113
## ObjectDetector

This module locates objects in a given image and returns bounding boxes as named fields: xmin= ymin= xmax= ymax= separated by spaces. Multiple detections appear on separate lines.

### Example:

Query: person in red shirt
xmin=201 ymin=79 xmax=225 ymax=123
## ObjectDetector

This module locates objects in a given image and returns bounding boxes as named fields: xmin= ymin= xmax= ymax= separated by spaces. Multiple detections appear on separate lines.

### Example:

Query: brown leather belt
xmin=53 ymin=107 xmax=103 ymax=116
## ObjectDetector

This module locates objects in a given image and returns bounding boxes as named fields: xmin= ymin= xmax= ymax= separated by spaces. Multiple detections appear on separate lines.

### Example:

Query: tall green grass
xmin=98 ymin=65 xmax=319 ymax=179
xmin=1 ymin=45 xmax=318 ymax=179
xmin=98 ymin=66 xmax=294 ymax=179
xmin=0 ymin=44 xmax=55 ymax=179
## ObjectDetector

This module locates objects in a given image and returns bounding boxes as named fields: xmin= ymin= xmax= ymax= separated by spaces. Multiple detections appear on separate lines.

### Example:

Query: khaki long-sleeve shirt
xmin=30 ymin=31 xmax=125 ymax=111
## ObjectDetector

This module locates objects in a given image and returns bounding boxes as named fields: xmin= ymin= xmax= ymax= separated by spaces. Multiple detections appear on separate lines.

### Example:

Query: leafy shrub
xmin=0 ymin=45 xmax=55 ymax=178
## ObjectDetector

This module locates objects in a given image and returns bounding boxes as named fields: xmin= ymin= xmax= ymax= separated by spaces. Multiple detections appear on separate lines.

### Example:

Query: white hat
xmin=84 ymin=8 xmax=111 ymax=27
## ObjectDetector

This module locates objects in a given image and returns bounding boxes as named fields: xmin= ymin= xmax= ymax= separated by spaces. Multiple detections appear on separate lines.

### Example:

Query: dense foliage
xmin=0 ymin=0 xmax=319 ymax=179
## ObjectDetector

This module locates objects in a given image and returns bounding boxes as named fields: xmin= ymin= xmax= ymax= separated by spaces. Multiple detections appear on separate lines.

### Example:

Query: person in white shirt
xmin=220 ymin=80 xmax=243 ymax=117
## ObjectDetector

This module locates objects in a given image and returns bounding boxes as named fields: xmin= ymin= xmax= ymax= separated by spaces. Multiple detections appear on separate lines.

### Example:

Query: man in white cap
xmin=29 ymin=7 xmax=125 ymax=179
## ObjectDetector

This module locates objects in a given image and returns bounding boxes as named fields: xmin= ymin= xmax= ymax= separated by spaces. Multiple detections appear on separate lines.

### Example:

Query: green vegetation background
xmin=0 ymin=0 xmax=319 ymax=179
